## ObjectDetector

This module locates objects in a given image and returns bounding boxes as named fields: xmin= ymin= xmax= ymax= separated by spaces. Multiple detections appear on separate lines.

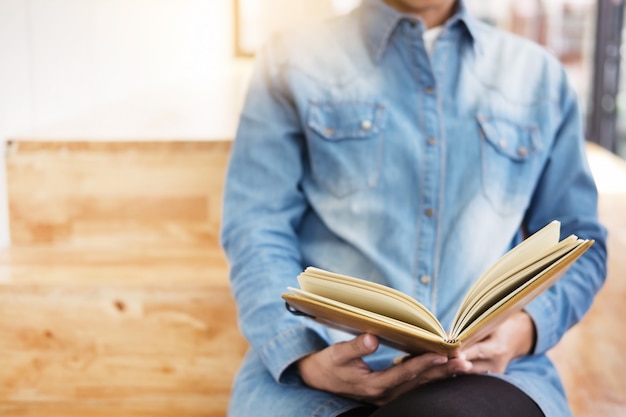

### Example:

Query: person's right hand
xmin=296 ymin=333 xmax=473 ymax=406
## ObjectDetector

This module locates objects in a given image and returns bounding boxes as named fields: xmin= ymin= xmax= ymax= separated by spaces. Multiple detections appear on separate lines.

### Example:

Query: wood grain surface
xmin=0 ymin=140 xmax=623 ymax=416
xmin=0 ymin=243 xmax=246 ymax=416
xmin=6 ymin=141 xmax=231 ymax=246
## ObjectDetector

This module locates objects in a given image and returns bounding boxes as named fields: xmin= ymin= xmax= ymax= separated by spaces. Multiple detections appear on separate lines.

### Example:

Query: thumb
xmin=332 ymin=333 xmax=379 ymax=364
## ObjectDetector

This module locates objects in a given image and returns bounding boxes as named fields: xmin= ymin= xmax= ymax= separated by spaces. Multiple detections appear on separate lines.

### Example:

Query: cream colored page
xmin=451 ymin=221 xmax=561 ymax=328
xmin=451 ymin=237 xmax=581 ymax=335
xmin=299 ymin=268 xmax=447 ymax=337
xmin=452 ymin=239 xmax=589 ymax=342
xmin=287 ymin=287 xmax=445 ymax=342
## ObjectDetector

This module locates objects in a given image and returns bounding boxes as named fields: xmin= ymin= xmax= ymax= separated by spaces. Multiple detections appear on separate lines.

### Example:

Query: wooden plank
xmin=0 ymin=401 xmax=230 ymax=417
xmin=0 ymin=243 xmax=246 ymax=415
xmin=2 ymin=140 xmax=624 ymax=416
xmin=6 ymin=141 xmax=231 ymax=245
xmin=0 ymin=286 xmax=243 ymax=354
xmin=0 ymin=246 xmax=229 ymax=286
xmin=6 ymin=141 xmax=232 ymax=153
xmin=0 ymin=353 xmax=236 ymax=399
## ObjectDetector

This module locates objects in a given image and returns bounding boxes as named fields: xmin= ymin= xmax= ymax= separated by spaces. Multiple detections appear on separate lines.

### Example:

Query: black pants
xmin=340 ymin=375 xmax=545 ymax=417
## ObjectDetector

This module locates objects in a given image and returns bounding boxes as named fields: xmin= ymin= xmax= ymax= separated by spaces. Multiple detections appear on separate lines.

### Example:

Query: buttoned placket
xmin=402 ymin=21 xmax=442 ymax=310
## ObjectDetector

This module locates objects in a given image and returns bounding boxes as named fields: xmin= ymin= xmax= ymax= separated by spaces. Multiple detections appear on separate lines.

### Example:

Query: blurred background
xmin=0 ymin=2 xmax=624 ymax=416
xmin=0 ymin=0 xmax=624 ymax=150
xmin=0 ymin=0 xmax=622 ymax=247
xmin=0 ymin=0 xmax=626 ymax=244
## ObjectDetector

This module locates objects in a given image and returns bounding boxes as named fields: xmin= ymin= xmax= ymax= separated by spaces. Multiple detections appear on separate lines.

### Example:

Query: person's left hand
xmin=459 ymin=311 xmax=536 ymax=375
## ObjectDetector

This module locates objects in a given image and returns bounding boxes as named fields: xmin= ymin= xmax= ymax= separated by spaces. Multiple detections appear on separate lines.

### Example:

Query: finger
xmin=464 ymin=359 xmax=497 ymax=375
xmin=369 ymin=356 xmax=473 ymax=405
xmin=352 ymin=354 xmax=448 ymax=405
xmin=373 ymin=353 xmax=451 ymax=388
xmin=330 ymin=333 xmax=379 ymax=365
xmin=462 ymin=340 xmax=494 ymax=362
xmin=424 ymin=356 xmax=473 ymax=379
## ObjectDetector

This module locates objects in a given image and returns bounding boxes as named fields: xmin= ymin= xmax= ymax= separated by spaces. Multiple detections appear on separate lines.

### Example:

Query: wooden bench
xmin=2 ymin=141 xmax=247 ymax=416
xmin=0 ymin=140 xmax=624 ymax=416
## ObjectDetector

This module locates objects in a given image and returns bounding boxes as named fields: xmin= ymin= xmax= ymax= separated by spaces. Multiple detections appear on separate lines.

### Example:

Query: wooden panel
xmin=0 ymin=402 xmax=230 ymax=417
xmin=0 ymin=245 xmax=229 ymax=286
xmin=3 ymin=140 xmax=242 ymax=415
xmin=2 ymin=140 xmax=625 ymax=416
xmin=0 ymin=244 xmax=246 ymax=417
xmin=6 ymin=141 xmax=232 ymax=245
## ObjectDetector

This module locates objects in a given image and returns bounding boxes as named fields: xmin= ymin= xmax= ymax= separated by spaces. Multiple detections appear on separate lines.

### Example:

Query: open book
xmin=282 ymin=221 xmax=593 ymax=356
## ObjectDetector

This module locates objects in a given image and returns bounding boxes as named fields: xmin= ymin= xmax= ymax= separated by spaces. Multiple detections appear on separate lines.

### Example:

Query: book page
xmin=452 ymin=239 xmax=592 ymax=343
xmin=298 ymin=268 xmax=447 ymax=338
xmin=288 ymin=287 xmax=442 ymax=339
xmin=451 ymin=236 xmax=580 ymax=336
xmin=282 ymin=291 xmax=458 ymax=355
xmin=451 ymin=221 xmax=561 ymax=330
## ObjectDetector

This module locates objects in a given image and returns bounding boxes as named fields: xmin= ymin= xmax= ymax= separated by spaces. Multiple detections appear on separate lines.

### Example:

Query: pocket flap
xmin=308 ymin=101 xmax=385 ymax=140
xmin=477 ymin=115 xmax=540 ymax=161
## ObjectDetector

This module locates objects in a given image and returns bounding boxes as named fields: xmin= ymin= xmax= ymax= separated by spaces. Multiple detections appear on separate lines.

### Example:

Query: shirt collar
xmin=360 ymin=0 xmax=482 ymax=63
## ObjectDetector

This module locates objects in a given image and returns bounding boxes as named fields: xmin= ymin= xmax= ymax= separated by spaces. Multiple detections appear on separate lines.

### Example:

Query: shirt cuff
xmin=524 ymin=293 xmax=559 ymax=355
xmin=260 ymin=325 xmax=329 ymax=385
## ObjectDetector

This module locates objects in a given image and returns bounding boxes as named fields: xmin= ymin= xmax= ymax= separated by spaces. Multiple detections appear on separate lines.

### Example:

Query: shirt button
xmin=427 ymin=137 xmax=437 ymax=145
xmin=361 ymin=120 xmax=373 ymax=131
xmin=498 ymin=139 xmax=507 ymax=149
xmin=420 ymin=275 xmax=431 ymax=285
xmin=425 ymin=208 xmax=434 ymax=217
xmin=517 ymin=146 xmax=528 ymax=157
xmin=424 ymin=86 xmax=434 ymax=94
xmin=325 ymin=127 xmax=334 ymax=136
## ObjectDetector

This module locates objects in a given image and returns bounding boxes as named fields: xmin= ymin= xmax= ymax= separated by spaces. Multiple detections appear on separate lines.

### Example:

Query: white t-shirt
xmin=423 ymin=25 xmax=444 ymax=55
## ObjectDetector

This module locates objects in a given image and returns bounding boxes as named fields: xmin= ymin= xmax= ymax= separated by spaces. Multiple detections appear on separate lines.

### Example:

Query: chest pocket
xmin=477 ymin=115 xmax=543 ymax=215
xmin=306 ymin=101 xmax=386 ymax=197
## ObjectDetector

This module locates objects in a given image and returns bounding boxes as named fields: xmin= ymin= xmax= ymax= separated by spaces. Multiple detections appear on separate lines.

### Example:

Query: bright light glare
xmin=332 ymin=0 xmax=361 ymax=15
xmin=588 ymin=147 xmax=626 ymax=195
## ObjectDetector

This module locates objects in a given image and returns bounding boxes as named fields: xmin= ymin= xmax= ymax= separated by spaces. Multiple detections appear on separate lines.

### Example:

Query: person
xmin=220 ymin=0 xmax=608 ymax=416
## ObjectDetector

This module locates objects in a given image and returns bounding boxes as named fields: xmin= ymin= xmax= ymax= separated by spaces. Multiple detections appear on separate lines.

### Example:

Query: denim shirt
xmin=221 ymin=1 xmax=608 ymax=416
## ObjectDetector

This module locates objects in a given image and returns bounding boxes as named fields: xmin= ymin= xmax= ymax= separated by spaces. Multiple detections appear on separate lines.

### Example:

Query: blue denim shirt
xmin=221 ymin=1 xmax=608 ymax=416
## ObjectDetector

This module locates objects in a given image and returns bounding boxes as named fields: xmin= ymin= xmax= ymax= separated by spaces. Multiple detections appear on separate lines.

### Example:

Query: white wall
xmin=0 ymin=0 xmax=242 ymax=246
xmin=0 ymin=0 xmax=240 ymax=141
xmin=0 ymin=0 xmax=33 ymax=138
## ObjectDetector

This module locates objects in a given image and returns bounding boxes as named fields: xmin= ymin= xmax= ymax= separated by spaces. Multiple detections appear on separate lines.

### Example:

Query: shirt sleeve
xmin=523 ymin=69 xmax=608 ymax=355
xmin=220 ymin=37 xmax=329 ymax=384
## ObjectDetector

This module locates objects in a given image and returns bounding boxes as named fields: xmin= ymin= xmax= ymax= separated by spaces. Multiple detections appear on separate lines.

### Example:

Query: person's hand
xmin=460 ymin=311 xmax=536 ymax=375
xmin=296 ymin=333 xmax=472 ymax=406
